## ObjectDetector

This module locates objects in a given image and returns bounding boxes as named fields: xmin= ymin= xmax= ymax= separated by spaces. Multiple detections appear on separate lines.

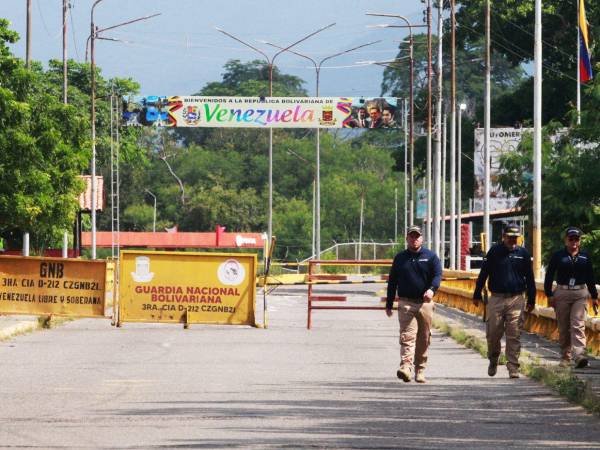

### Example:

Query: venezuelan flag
xmin=579 ymin=0 xmax=593 ymax=83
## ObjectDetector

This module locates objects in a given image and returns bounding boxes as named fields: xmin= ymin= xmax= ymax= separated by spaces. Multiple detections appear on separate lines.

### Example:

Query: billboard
xmin=473 ymin=128 xmax=526 ymax=211
xmin=122 ymin=96 xmax=402 ymax=129
xmin=0 ymin=256 xmax=107 ymax=317
xmin=118 ymin=251 xmax=257 ymax=326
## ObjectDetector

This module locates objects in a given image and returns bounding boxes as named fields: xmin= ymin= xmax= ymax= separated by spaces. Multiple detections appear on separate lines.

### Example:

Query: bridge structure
xmin=1 ymin=255 xmax=599 ymax=447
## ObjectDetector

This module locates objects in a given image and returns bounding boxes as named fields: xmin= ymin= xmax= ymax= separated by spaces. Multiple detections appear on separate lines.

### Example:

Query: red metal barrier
xmin=307 ymin=259 xmax=392 ymax=329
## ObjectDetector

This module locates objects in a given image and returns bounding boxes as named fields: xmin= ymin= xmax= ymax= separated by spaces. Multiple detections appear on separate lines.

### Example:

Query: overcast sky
xmin=2 ymin=0 xmax=427 ymax=97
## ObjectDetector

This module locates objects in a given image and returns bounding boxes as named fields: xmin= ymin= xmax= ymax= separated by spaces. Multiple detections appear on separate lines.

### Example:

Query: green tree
xmin=455 ymin=0 xmax=599 ymax=125
xmin=497 ymin=78 xmax=600 ymax=276
xmin=0 ymin=20 xmax=88 ymax=251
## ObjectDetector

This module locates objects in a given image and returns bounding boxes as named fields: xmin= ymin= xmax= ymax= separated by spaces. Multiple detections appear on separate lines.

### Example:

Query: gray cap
xmin=503 ymin=223 xmax=521 ymax=237
xmin=407 ymin=225 xmax=422 ymax=236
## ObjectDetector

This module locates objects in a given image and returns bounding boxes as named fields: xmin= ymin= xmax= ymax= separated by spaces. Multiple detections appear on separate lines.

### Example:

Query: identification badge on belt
xmin=569 ymin=278 xmax=576 ymax=287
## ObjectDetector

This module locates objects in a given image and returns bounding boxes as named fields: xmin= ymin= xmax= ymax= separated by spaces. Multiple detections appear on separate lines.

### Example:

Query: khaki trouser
xmin=398 ymin=298 xmax=435 ymax=373
xmin=553 ymin=287 xmax=588 ymax=361
xmin=486 ymin=293 xmax=525 ymax=373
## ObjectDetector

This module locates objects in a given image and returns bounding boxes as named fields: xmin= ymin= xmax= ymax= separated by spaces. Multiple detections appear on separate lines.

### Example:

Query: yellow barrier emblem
xmin=0 ymin=255 xmax=107 ymax=317
xmin=118 ymin=251 xmax=257 ymax=326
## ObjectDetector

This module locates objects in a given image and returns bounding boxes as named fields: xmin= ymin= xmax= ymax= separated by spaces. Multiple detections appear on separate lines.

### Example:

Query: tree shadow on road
xmin=104 ymin=378 xmax=600 ymax=449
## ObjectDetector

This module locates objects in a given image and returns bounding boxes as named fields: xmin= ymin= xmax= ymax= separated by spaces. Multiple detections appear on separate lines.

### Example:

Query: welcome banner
xmin=123 ymin=96 xmax=402 ymax=129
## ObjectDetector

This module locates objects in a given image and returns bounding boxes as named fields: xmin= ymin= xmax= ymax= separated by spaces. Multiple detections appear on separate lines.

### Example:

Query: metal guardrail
xmin=438 ymin=269 xmax=600 ymax=355
xmin=294 ymin=261 xmax=600 ymax=353
xmin=306 ymin=259 xmax=392 ymax=329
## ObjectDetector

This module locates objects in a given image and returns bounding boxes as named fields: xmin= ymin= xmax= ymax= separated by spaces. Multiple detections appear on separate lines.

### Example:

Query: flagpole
xmin=577 ymin=0 xmax=581 ymax=125
xmin=533 ymin=0 xmax=543 ymax=279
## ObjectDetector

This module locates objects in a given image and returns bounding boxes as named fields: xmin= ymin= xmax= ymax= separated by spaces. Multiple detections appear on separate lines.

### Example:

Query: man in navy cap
xmin=544 ymin=227 xmax=598 ymax=368
xmin=473 ymin=223 xmax=536 ymax=379
xmin=386 ymin=225 xmax=442 ymax=383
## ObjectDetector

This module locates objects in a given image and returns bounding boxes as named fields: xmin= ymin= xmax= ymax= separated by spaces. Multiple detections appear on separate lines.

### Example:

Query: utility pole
xmin=395 ymin=186 xmax=399 ymax=243
xmin=484 ymin=0 xmax=491 ymax=252
xmin=312 ymin=180 xmax=316 ymax=257
xmin=426 ymin=0 xmax=433 ymax=246
xmin=457 ymin=103 xmax=466 ymax=269
xmin=90 ymin=1 xmax=100 ymax=259
xmin=403 ymin=97 xmax=408 ymax=239
xmin=434 ymin=0 xmax=443 ymax=257
xmin=449 ymin=0 xmax=457 ymax=269
xmin=533 ymin=0 xmax=543 ymax=277
xmin=89 ymin=3 xmax=160 ymax=258
xmin=441 ymin=112 xmax=447 ymax=267
xmin=63 ymin=0 xmax=68 ymax=104
xmin=358 ymin=193 xmax=364 ymax=261
xmin=365 ymin=13 xmax=418 ymax=225
xmin=26 ymin=0 xmax=31 ymax=68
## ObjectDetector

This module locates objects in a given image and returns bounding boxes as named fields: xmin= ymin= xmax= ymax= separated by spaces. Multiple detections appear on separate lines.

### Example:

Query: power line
xmin=68 ymin=1 xmax=80 ymax=61
xmin=34 ymin=0 xmax=59 ymax=39
xmin=458 ymin=22 xmax=576 ymax=82
xmin=491 ymin=10 xmax=574 ymax=62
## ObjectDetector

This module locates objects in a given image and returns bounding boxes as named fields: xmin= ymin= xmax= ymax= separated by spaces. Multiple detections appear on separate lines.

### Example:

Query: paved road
xmin=1 ymin=285 xmax=599 ymax=449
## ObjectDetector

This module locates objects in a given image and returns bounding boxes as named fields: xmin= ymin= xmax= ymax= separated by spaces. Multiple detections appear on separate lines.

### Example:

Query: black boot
xmin=488 ymin=359 xmax=498 ymax=377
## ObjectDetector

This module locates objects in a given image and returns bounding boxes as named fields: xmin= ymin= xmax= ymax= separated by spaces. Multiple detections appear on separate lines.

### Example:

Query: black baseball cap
xmin=503 ymin=223 xmax=521 ymax=237
xmin=565 ymin=227 xmax=582 ymax=238
xmin=407 ymin=225 xmax=422 ymax=236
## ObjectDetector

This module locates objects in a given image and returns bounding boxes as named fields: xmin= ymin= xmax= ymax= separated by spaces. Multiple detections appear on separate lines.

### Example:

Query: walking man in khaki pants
xmin=386 ymin=226 xmax=442 ymax=383
xmin=473 ymin=223 xmax=536 ymax=379
xmin=544 ymin=227 xmax=598 ymax=368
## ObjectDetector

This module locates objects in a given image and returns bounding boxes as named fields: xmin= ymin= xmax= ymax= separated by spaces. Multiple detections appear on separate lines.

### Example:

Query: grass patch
xmin=434 ymin=317 xmax=600 ymax=415
xmin=433 ymin=318 xmax=506 ymax=365
xmin=523 ymin=365 xmax=596 ymax=411
xmin=0 ymin=323 xmax=37 ymax=342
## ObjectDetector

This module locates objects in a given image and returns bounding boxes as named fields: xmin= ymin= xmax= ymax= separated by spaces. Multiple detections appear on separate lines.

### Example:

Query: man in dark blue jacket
xmin=386 ymin=226 xmax=442 ymax=383
xmin=473 ymin=223 xmax=536 ymax=379
xmin=544 ymin=227 xmax=598 ymax=368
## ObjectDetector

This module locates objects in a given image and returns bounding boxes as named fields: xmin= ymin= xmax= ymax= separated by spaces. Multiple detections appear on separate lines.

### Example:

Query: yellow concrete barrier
xmin=438 ymin=270 xmax=600 ymax=355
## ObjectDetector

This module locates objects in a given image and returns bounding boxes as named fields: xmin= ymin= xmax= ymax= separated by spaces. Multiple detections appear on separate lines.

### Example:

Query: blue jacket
xmin=543 ymin=248 xmax=598 ymax=299
xmin=386 ymin=247 xmax=442 ymax=308
xmin=473 ymin=243 xmax=537 ymax=305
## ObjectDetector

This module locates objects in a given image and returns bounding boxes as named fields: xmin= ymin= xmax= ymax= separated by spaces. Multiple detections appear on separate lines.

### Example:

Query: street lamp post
xmin=450 ymin=0 xmax=457 ymax=269
xmin=366 ymin=12 xmax=427 ymax=227
xmin=216 ymin=24 xmax=335 ymax=246
xmin=261 ymin=39 xmax=379 ymax=259
xmin=89 ymin=2 xmax=160 ymax=258
xmin=90 ymin=0 xmax=103 ymax=260
xmin=145 ymin=189 xmax=156 ymax=232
